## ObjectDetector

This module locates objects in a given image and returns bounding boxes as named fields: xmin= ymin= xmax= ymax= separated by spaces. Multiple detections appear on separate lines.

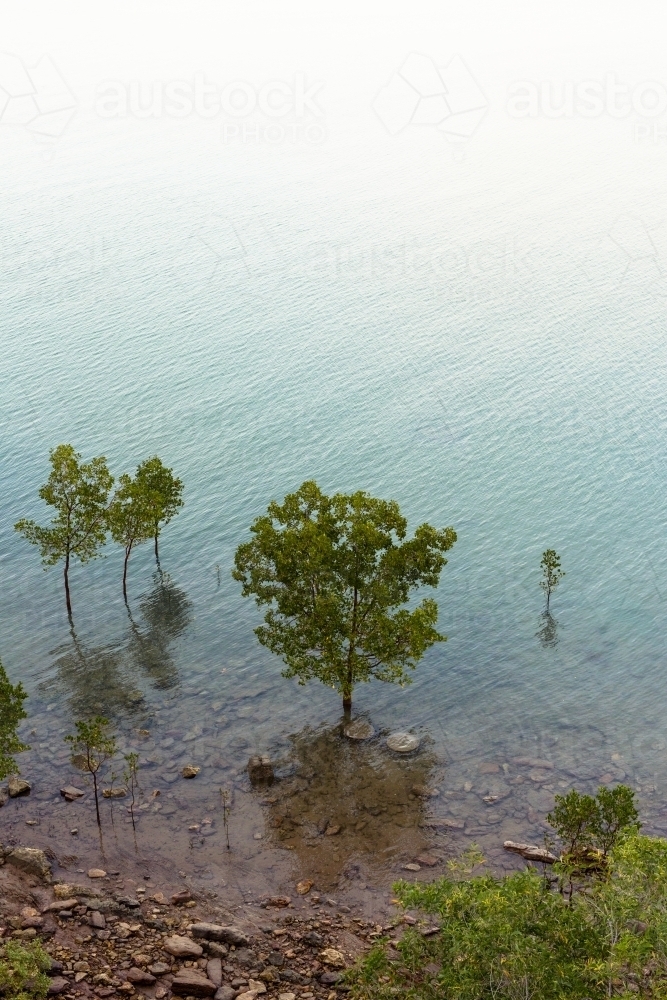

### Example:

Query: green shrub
xmin=349 ymin=832 xmax=667 ymax=1000
xmin=0 ymin=941 xmax=51 ymax=1000
xmin=547 ymin=784 xmax=640 ymax=861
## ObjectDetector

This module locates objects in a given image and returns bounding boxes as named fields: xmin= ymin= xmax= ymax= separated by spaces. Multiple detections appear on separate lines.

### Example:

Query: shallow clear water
xmin=1 ymin=7 xmax=667 ymax=894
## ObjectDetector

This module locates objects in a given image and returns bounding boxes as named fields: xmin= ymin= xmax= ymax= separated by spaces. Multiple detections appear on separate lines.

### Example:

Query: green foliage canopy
xmin=0 ymin=659 xmax=29 ymax=780
xmin=14 ymin=444 xmax=114 ymax=616
xmin=134 ymin=457 xmax=183 ymax=560
xmin=233 ymin=480 xmax=456 ymax=708
xmin=107 ymin=471 xmax=155 ymax=596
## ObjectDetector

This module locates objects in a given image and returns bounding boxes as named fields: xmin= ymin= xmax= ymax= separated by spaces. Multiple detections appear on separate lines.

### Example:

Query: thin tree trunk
xmin=64 ymin=550 xmax=72 ymax=619
xmin=92 ymin=770 xmax=101 ymax=830
xmin=123 ymin=543 xmax=131 ymax=602
xmin=154 ymin=528 xmax=160 ymax=565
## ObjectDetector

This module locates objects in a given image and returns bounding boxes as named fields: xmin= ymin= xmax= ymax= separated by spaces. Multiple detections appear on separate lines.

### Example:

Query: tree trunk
xmin=154 ymin=528 xmax=160 ymax=565
xmin=123 ymin=544 xmax=131 ymax=602
xmin=343 ymin=690 xmax=352 ymax=712
xmin=64 ymin=551 xmax=73 ymax=619
xmin=92 ymin=770 xmax=101 ymax=830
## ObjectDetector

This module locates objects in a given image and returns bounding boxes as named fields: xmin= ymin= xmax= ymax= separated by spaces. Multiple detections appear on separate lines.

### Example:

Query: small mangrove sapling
xmin=540 ymin=548 xmax=564 ymax=612
xmin=65 ymin=717 xmax=117 ymax=831
xmin=124 ymin=751 xmax=139 ymax=830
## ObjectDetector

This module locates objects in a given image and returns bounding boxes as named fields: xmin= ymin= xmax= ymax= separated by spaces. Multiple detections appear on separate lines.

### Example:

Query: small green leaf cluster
xmin=0 ymin=940 xmax=51 ymax=1000
xmin=349 ymin=830 xmax=667 ymax=1000
xmin=0 ymin=658 xmax=29 ymax=780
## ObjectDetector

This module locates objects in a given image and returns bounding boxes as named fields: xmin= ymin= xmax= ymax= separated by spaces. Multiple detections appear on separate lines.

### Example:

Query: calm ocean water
xmin=1 ymin=17 xmax=667 ymax=889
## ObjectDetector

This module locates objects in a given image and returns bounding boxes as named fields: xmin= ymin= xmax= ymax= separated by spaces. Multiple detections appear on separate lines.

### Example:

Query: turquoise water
xmin=1 ymin=88 xmax=667 ymax=888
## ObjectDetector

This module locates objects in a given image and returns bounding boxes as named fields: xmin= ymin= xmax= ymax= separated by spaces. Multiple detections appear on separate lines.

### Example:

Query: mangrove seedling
xmin=540 ymin=548 xmax=564 ymax=612
xmin=233 ymin=480 xmax=456 ymax=711
xmin=124 ymin=751 xmax=140 ymax=831
xmin=220 ymin=787 xmax=231 ymax=850
xmin=65 ymin=716 xmax=117 ymax=831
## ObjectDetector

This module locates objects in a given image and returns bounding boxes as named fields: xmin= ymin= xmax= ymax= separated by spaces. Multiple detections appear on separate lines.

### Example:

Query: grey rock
xmin=320 ymin=972 xmax=343 ymax=985
xmin=88 ymin=910 xmax=106 ymax=929
xmin=302 ymin=931 xmax=324 ymax=948
xmin=127 ymin=968 xmax=156 ymax=985
xmin=8 ymin=777 xmax=31 ymax=798
xmin=234 ymin=949 xmax=256 ymax=967
xmin=214 ymin=989 xmax=236 ymax=1000
xmin=268 ymin=951 xmax=284 ymax=967
xmin=149 ymin=963 xmax=171 ymax=976
xmin=60 ymin=785 xmax=85 ymax=801
xmin=205 ymin=942 xmax=229 ymax=959
xmin=190 ymin=923 xmax=249 ymax=947
xmin=0 ymin=787 xmax=7 ymax=807
xmin=171 ymin=972 xmax=216 ymax=996
xmin=163 ymin=935 xmax=204 ymax=958
xmin=115 ymin=895 xmax=141 ymax=908
xmin=48 ymin=977 xmax=69 ymax=995
xmin=6 ymin=847 xmax=52 ymax=880
xmin=206 ymin=959 xmax=222 ymax=987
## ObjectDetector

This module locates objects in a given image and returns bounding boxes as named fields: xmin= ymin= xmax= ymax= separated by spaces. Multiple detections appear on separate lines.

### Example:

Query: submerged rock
xmin=386 ymin=732 xmax=419 ymax=753
xmin=344 ymin=719 xmax=375 ymax=740
xmin=248 ymin=755 xmax=274 ymax=785
xmin=8 ymin=777 xmax=31 ymax=798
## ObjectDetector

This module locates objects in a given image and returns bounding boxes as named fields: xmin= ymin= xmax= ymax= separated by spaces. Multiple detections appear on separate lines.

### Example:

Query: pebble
xmin=88 ymin=869 xmax=106 ymax=878
xmin=320 ymin=948 xmax=345 ymax=967
xmin=182 ymin=766 xmax=201 ymax=779
xmin=403 ymin=863 xmax=421 ymax=871
xmin=343 ymin=719 xmax=375 ymax=740
xmin=386 ymin=732 xmax=419 ymax=753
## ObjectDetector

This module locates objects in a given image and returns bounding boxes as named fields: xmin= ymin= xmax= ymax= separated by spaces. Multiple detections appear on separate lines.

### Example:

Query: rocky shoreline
xmin=0 ymin=844 xmax=402 ymax=1000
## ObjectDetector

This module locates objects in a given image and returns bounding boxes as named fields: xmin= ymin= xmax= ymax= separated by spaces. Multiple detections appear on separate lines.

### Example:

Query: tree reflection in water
xmin=262 ymin=719 xmax=442 ymax=884
xmin=47 ymin=572 xmax=192 ymax=719
xmin=536 ymin=611 xmax=559 ymax=648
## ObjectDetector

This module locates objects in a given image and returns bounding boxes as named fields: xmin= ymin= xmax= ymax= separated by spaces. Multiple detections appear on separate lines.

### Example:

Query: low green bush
xmin=349 ymin=794 xmax=667 ymax=999
xmin=0 ymin=941 xmax=51 ymax=1000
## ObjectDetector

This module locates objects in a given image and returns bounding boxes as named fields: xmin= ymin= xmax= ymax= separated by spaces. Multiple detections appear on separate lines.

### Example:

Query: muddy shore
xmin=0 ymin=844 xmax=407 ymax=1000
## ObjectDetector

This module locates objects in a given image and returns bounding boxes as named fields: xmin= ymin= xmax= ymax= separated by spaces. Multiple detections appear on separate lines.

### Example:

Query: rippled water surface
xmin=1 ymin=52 xmax=667 ymax=897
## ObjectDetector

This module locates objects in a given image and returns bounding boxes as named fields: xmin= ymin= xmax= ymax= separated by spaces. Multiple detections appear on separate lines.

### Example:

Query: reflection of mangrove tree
xmin=127 ymin=572 xmax=192 ymax=690
xmin=49 ymin=630 xmax=144 ymax=719
xmin=537 ymin=611 xmax=559 ymax=648
xmin=47 ymin=573 xmax=192 ymax=716
xmin=263 ymin=719 xmax=439 ymax=881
